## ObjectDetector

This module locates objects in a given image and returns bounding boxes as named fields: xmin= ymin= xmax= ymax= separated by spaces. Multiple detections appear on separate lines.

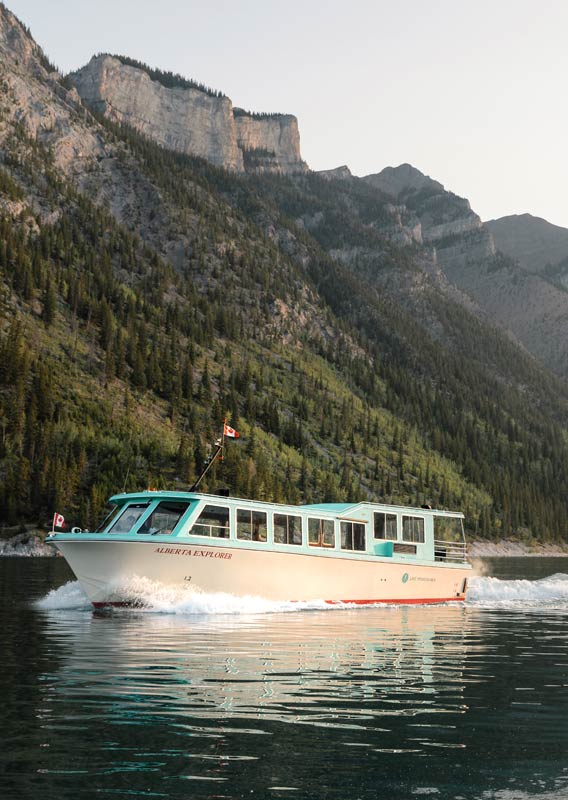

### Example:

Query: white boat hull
xmin=52 ymin=538 xmax=471 ymax=606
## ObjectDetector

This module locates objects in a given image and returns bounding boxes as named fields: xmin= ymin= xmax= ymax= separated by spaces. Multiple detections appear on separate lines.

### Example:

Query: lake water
xmin=2 ymin=557 xmax=568 ymax=800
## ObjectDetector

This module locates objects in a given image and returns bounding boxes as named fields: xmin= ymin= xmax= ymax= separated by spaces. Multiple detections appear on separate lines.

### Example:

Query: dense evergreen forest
xmin=1 ymin=40 xmax=568 ymax=544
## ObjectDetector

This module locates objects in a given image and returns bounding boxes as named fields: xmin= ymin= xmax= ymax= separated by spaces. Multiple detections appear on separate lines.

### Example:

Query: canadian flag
xmin=52 ymin=512 xmax=65 ymax=529
xmin=223 ymin=423 xmax=240 ymax=439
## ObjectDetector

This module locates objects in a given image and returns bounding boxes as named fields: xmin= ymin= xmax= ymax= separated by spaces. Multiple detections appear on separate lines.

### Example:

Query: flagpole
xmin=188 ymin=420 xmax=238 ymax=492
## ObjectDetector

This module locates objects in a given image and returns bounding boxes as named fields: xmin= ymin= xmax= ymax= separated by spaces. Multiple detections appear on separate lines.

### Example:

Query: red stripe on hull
xmin=92 ymin=596 xmax=466 ymax=609
xmin=326 ymin=597 xmax=466 ymax=605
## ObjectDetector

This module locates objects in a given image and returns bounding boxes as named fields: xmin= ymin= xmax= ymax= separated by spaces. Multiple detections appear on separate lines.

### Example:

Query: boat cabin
xmin=94 ymin=491 xmax=467 ymax=566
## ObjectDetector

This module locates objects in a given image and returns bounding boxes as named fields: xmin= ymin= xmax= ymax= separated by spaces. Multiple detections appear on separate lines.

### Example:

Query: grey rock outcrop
xmin=317 ymin=165 xmax=352 ymax=181
xmin=0 ymin=2 xmax=45 ymax=71
xmin=0 ymin=5 xmax=104 ymax=176
xmin=70 ymin=55 xmax=308 ymax=175
xmin=363 ymin=163 xmax=487 ymax=247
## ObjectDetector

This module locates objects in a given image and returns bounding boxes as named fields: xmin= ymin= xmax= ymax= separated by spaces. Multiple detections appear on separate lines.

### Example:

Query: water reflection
xmin=41 ymin=605 xmax=472 ymax=730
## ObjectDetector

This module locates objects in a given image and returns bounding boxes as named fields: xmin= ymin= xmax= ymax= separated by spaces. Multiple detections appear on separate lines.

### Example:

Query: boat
xmin=46 ymin=489 xmax=472 ymax=607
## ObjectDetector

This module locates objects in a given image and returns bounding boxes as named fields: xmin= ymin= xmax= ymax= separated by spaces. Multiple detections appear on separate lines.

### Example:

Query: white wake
xmin=36 ymin=577 xmax=341 ymax=614
xmin=36 ymin=574 xmax=568 ymax=614
xmin=467 ymin=573 xmax=568 ymax=609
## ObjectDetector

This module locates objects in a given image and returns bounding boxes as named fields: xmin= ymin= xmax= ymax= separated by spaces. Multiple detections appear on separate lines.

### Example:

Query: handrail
xmin=433 ymin=538 xmax=467 ymax=563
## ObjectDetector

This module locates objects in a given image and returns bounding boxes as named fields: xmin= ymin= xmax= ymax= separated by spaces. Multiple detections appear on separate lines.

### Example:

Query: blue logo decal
xmin=402 ymin=573 xmax=409 ymax=584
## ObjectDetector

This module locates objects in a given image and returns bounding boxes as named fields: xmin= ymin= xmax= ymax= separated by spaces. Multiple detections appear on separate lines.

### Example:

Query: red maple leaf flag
xmin=53 ymin=512 xmax=65 ymax=529
xmin=223 ymin=423 xmax=240 ymax=439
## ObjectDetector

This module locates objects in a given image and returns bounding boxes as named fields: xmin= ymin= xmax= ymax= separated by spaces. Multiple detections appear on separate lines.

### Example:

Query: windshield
xmin=137 ymin=502 xmax=191 ymax=535
xmin=108 ymin=503 xmax=150 ymax=534
xmin=95 ymin=504 xmax=122 ymax=533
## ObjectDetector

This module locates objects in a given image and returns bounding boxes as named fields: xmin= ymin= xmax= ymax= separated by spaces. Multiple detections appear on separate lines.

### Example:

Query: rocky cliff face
xmin=0 ymin=4 xmax=103 ymax=177
xmin=70 ymin=55 xmax=308 ymax=175
xmin=235 ymin=112 xmax=306 ymax=174
xmin=0 ymin=2 xmax=45 ymax=71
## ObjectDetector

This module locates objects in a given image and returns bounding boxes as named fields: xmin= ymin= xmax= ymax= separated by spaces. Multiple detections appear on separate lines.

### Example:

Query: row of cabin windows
xmin=190 ymin=505 xmax=425 ymax=549
xmin=104 ymin=502 xmax=428 ymax=548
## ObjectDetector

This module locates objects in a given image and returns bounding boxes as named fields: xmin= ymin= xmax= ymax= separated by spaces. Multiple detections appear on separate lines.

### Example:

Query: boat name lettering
xmin=193 ymin=549 xmax=232 ymax=559
xmin=154 ymin=546 xmax=232 ymax=560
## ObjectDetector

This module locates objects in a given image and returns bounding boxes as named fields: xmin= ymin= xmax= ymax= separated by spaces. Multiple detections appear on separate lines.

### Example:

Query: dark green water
xmin=2 ymin=557 xmax=568 ymax=800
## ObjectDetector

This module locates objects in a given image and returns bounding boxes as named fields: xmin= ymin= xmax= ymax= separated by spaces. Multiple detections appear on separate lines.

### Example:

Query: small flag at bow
xmin=223 ymin=423 xmax=240 ymax=439
xmin=53 ymin=512 xmax=65 ymax=529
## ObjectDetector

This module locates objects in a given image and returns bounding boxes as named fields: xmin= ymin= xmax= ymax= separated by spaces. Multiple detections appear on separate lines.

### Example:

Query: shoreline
xmin=467 ymin=540 xmax=568 ymax=558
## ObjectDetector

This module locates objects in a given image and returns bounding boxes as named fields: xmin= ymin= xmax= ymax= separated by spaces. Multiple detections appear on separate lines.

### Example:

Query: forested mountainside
xmin=1 ymin=3 xmax=568 ymax=543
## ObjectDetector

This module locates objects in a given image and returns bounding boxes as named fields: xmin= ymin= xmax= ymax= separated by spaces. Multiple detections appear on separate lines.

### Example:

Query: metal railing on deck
xmin=434 ymin=539 xmax=467 ymax=563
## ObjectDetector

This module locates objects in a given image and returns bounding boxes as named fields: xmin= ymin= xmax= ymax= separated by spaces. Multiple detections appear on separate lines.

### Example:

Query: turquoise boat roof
xmin=105 ymin=492 xmax=463 ymax=518
xmin=300 ymin=503 xmax=357 ymax=514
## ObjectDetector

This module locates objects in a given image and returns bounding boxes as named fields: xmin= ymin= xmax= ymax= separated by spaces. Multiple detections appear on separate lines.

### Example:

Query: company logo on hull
xmin=401 ymin=572 xmax=435 ymax=584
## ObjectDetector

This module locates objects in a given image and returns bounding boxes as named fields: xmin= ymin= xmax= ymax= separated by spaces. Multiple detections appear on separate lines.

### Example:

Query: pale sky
xmin=7 ymin=0 xmax=568 ymax=227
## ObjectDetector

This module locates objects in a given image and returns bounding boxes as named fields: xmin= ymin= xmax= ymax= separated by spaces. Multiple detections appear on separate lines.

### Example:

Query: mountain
xmin=2 ymin=1 xmax=568 ymax=545
xmin=69 ymin=54 xmax=308 ymax=175
xmin=486 ymin=213 xmax=568 ymax=277
xmin=363 ymin=163 xmax=491 ymax=249
xmin=355 ymin=165 xmax=568 ymax=377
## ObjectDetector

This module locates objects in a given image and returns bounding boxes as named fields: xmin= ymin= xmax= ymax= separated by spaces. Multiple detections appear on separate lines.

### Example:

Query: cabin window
xmin=273 ymin=513 xmax=303 ymax=545
xmin=402 ymin=515 xmax=425 ymax=543
xmin=237 ymin=509 xmax=267 ymax=542
xmin=192 ymin=505 xmax=230 ymax=538
xmin=137 ymin=502 xmax=190 ymax=535
xmin=108 ymin=503 xmax=150 ymax=534
xmin=340 ymin=521 xmax=366 ymax=551
xmin=308 ymin=518 xmax=335 ymax=548
xmin=374 ymin=512 xmax=398 ymax=540
xmin=434 ymin=517 xmax=463 ymax=542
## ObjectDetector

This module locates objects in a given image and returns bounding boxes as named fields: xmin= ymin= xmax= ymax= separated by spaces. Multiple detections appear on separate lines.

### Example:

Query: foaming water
xmin=36 ymin=577 xmax=350 ymax=614
xmin=467 ymin=572 xmax=568 ymax=610
xmin=37 ymin=579 xmax=92 ymax=610
xmin=36 ymin=573 xmax=568 ymax=615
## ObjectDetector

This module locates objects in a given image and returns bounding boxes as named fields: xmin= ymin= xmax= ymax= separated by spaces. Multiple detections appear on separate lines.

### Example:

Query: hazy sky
xmin=7 ymin=0 xmax=568 ymax=227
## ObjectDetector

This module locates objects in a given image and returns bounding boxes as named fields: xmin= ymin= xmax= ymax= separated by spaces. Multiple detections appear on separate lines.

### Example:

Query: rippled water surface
xmin=2 ymin=557 xmax=568 ymax=799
